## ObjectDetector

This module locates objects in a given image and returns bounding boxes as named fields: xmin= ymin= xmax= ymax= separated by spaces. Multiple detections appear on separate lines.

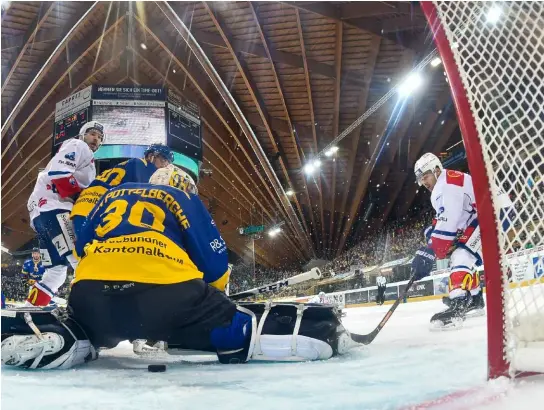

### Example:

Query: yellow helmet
xmin=149 ymin=164 xmax=198 ymax=195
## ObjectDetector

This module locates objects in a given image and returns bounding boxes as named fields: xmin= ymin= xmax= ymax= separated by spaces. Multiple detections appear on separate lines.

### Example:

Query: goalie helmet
xmin=414 ymin=152 xmax=443 ymax=186
xmin=79 ymin=121 xmax=105 ymax=146
xmin=149 ymin=164 xmax=198 ymax=195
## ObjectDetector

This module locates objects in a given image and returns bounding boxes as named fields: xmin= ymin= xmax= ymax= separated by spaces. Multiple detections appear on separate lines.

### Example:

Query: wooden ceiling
xmin=1 ymin=1 xmax=461 ymax=268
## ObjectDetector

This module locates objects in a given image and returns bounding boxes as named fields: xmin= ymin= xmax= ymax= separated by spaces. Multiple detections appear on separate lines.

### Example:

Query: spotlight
xmin=430 ymin=57 xmax=442 ymax=67
xmin=398 ymin=72 xmax=423 ymax=97
xmin=286 ymin=189 xmax=294 ymax=196
xmin=140 ymin=43 xmax=147 ymax=50
xmin=325 ymin=146 xmax=339 ymax=157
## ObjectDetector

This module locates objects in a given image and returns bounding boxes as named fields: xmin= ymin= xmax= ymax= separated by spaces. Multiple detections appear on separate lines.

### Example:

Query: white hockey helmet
xmin=149 ymin=164 xmax=198 ymax=195
xmin=414 ymin=152 xmax=443 ymax=186
xmin=79 ymin=121 xmax=105 ymax=145
xmin=319 ymin=291 xmax=325 ymax=297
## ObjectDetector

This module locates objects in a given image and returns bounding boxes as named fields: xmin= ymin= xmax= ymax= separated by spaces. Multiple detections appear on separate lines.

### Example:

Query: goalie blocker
xmin=1 ymin=278 xmax=353 ymax=369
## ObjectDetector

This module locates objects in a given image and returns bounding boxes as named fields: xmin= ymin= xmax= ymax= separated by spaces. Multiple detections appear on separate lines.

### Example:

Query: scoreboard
xmin=166 ymin=89 xmax=202 ymax=160
xmin=53 ymin=86 xmax=92 ymax=154
xmin=52 ymin=85 xmax=203 ymax=163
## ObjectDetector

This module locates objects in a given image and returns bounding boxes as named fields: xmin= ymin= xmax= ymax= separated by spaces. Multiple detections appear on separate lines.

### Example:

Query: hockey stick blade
xmin=349 ymin=273 xmax=417 ymax=345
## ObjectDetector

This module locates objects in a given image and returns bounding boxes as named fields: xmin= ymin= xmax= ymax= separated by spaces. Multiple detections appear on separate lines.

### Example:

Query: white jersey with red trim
xmin=27 ymin=139 xmax=96 ymax=221
xmin=429 ymin=169 xmax=478 ymax=259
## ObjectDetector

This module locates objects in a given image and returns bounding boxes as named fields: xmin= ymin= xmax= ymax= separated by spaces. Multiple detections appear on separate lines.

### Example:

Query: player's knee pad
xmin=448 ymin=267 xmax=479 ymax=298
xmin=1 ymin=307 xmax=96 ymax=369
xmin=215 ymin=302 xmax=347 ymax=364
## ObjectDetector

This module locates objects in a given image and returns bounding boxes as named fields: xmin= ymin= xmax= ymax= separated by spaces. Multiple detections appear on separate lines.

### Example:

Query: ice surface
xmin=2 ymin=299 xmax=544 ymax=410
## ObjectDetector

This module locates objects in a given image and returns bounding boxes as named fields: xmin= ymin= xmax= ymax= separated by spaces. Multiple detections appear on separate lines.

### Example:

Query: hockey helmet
xmin=414 ymin=153 xmax=443 ymax=186
xmin=144 ymin=143 xmax=174 ymax=164
xmin=149 ymin=164 xmax=198 ymax=195
xmin=79 ymin=121 xmax=105 ymax=146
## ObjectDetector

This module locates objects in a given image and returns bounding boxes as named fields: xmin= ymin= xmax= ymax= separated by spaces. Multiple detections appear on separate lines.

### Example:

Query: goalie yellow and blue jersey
xmin=71 ymin=158 xmax=157 ymax=222
xmin=74 ymin=182 xmax=230 ymax=291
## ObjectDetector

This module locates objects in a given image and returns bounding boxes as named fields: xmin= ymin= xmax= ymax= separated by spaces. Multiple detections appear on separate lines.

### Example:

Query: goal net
xmin=421 ymin=1 xmax=543 ymax=379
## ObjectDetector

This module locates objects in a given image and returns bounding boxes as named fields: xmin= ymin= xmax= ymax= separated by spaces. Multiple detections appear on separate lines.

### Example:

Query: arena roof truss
xmin=1 ymin=1 xmax=462 ymax=268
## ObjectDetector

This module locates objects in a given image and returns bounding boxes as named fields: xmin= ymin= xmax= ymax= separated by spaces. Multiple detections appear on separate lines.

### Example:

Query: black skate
xmin=466 ymin=292 xmax=485 ymax=317
xmin=442 ymin=296 xmax=451 ymax=307
xmin=430 ymin=293 xmax=470 ymax=330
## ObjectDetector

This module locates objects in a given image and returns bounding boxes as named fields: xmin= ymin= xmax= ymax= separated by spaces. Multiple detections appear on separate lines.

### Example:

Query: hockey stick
xmin=230 ymin=268 xmax=322 ymax=301
xmin=349 ymin=272 xmax=417 ymax=345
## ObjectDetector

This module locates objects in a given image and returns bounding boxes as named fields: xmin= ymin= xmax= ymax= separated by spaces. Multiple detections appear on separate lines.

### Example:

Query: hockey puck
xmin=148 ymin=364 xmax=167 ymax=373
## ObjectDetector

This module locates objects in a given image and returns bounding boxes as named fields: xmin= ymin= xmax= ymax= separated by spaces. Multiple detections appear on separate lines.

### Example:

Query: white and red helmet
xmin=414 ymin=152 xmax=443 ymax=186
xmin=79 ymin=121 xmax=105 ymax=146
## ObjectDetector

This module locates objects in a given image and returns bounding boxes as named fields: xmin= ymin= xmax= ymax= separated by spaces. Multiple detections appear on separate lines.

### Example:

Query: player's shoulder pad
xmin=445 ymin=169 xmax=465 ymax=187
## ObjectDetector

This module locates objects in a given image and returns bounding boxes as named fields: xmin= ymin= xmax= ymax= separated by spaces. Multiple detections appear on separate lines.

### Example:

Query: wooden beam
xmin=248 ymin=2 xmax=313 ymax=243
xmin=130 ymin=44 xmax=307 ymax=262
xmin=284 ymin=2 xmax=420 ymax=49
xmin=1 ymin=68 xmax=129 ymax=220
xmin=1 ymin=4 xmax=122 ymax=157
xmin=339 ymin=2 xmax=423 ymax=19
xmin=328 ymin=21 xmax=342 ymax=258
xmin=372 ymin=88 xmax=452 ymax=225
xmin=132 ymin=12 xmax=312 ymax=258
xmin=204 ymin=1 xmax=316 ymax=253
xmin=1 ymin=15 xmax=127 ymax=186
xmin=168 ymin=2 xmax=366 ymax=87
xmin=1 ymin=2 xmax=55 ymax=92
xmin=395 ymin=119 xmax=458 ymax=217
xmin=295 ymin=8 xmax=325 ymax=255
xmin=335 ymin=50 xmax=416 ymax=255
xmin=332 ymin=36 xmax=381 ymax=251
xmin=1 ymin=25 xmax=69 ymax=51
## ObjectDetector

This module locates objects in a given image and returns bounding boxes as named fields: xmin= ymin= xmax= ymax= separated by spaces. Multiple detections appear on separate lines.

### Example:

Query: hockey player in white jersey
xmin=25 ymin=121 xmax=105 ymax=307
xmin=410 ymin=153 xmax=512 ymax=328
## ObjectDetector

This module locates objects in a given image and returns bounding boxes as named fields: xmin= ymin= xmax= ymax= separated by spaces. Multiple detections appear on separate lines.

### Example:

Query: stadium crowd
xmin=230 ymin=210 xmax=434 ymax=295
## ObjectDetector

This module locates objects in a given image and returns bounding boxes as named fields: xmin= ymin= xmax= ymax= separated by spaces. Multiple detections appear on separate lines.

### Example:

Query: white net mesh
xmin=433 ymin=1 xmax=543 ymax=375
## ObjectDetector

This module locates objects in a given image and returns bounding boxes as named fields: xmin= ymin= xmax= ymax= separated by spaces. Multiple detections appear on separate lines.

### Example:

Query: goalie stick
xmin=229 ymin=268 xmax=322 ymax=301
xmin=349 ymin=272 xmax=417 ymax=345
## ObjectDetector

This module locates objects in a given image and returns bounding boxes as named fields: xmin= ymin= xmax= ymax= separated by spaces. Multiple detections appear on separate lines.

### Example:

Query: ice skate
xmin=430 ymin=293 xmax=470 ymax=330
xmin=465 ymin=291 xmax=485 ymax=318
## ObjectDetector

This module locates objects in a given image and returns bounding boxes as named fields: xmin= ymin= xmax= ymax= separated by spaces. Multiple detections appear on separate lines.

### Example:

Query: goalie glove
xmin=411 ymin=246 xmax=436 ymax=280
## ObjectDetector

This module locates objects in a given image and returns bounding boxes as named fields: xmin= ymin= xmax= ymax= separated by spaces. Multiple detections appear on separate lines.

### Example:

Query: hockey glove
xmin=412 ymin=246 xmax=436 ymax=280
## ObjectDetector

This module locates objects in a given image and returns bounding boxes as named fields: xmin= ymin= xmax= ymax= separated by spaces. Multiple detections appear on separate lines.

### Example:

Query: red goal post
xmin=421 ymin=1 xmax=543 ymax=379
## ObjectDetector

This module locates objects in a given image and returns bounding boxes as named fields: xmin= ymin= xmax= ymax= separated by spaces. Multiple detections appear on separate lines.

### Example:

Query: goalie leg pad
xmin=1 ymin=307 xmax=96 ymax=369
xmin=215 ymin=302 xmax=347 ymax=364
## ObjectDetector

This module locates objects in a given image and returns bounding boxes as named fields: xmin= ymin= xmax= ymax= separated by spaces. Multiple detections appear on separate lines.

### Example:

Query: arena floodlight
xmin=398 ymin=72 xmax=423 ymax=98
xmin=286 ymin=189 xmax=294 ymax=196
xmin=431 ymin=57 xmax=442 ymax=67
xmin=325 ymin=146 xmax=339 ymax=157
xmin=268 ymin=227 xmax=281 ymax=237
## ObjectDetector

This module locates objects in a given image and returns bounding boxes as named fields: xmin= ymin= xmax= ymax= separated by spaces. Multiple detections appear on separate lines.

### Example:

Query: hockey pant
xmin=1 ymin=280 xmax=347 ymax=369
xmin=440 ymin=218 xmax=483 ymax=300
xmin=28 ymin=210 xmax=77 ymax=306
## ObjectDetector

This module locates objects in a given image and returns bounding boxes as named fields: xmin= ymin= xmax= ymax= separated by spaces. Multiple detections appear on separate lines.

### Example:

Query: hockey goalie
xmin=1 ymin=165 xmax=354 ymax=369
xmin=410 ymin=153 xmax=513 ymax=329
